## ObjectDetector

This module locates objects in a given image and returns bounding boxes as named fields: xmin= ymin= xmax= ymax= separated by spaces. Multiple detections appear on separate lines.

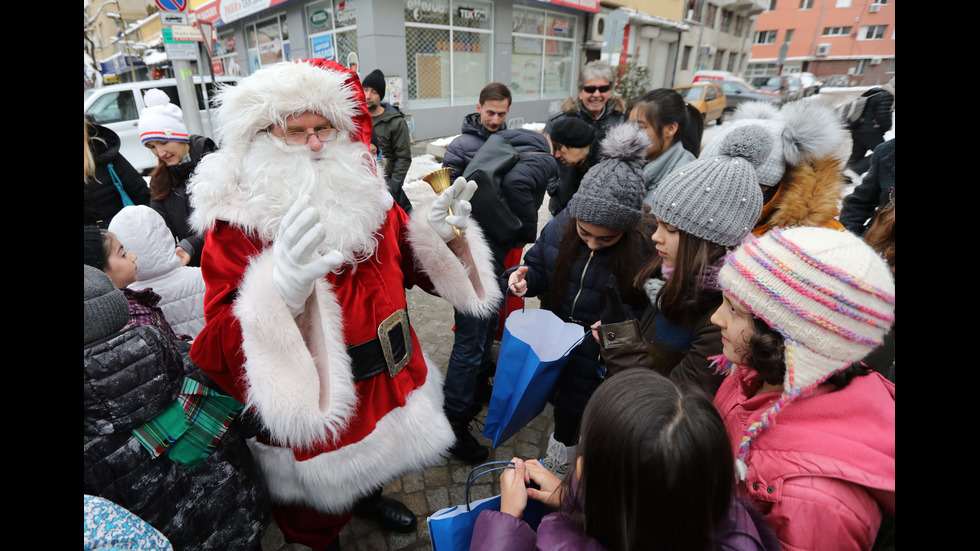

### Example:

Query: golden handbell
xmin=422 ymin=167 xmax=463 ymax=240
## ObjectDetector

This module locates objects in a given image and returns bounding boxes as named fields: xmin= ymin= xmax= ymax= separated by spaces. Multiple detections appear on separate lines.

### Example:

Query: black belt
xmin=347 ymin=309 xmax=413 ymax=382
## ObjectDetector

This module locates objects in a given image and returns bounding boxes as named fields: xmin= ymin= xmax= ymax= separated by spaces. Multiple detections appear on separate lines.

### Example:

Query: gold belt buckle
xmin=378 ymin=309 xmax=412 ymax=377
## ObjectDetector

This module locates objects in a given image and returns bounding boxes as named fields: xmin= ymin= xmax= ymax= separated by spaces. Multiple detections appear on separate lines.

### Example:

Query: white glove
xmin=272 ymin=195 xmax=345 ymax=317
xmin=427 ymin=177 xmax=477 ymax=243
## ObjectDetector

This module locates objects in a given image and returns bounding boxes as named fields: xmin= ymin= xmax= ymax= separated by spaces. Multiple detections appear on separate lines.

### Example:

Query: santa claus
xmin=187 ymin=58 xmax=502 ymax=549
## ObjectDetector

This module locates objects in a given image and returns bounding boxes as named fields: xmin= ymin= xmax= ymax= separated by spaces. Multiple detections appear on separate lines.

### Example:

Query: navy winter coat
xmin=486 ymin=129 xmax=558 ymax=249
xmin=443 ymin=113 xmax=507 ymax=181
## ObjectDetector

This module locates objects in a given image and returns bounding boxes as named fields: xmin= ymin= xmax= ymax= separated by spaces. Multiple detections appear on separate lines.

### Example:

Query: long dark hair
xmin=551 ymin=217 xmax=649 ymax=312
xmin=632 ymin=228 xmax=728 ymax=322
xmin=628 ymin=89 xmax=705 ymax=159
xmin=567 ymin=368 xmax=734 ymax=551
xmin=745 ymin=318 xmax=870 ymax=389
xmin=148 ymin=159 xmax=178 ymax=202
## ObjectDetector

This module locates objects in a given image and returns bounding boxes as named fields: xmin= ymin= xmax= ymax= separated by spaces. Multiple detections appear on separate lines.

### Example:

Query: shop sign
xmin=457 ymin=7 xmax=488 ymax=21
xmin=552 ymin=18 xmax=569 ymax=34
xmin=407 ymin=0 xmax=448 ymax=22
xmin=530 ymin=0 xmax=598 ymax=14
xmin=310 ymin=9 xmax=330 ymax=27
xmin=336 ymin=1 xmax=355 ymax=24
xmin=311 ymin=34 xmax=335 ymax=60
xmin=221 ymin=0 xmax=274 ymax=25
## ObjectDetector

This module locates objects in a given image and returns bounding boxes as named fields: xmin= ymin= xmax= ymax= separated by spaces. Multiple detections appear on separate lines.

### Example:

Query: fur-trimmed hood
xmin=753 ymin=155 xmax=845 ymax=236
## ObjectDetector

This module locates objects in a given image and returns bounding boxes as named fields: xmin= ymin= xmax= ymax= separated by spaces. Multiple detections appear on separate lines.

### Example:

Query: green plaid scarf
xmin=131 ymin=377 xmax=244 ymax=468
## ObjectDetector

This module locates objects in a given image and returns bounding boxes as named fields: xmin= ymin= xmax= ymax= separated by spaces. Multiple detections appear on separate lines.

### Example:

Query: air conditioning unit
xmin=869 ymin=4 xmax=881 ymax=12
xmin=816 ymin=43 xmax=831 ymax=56
xmin=699 ymin=44 xmax=717 ymax=55
xmin=870 ymin=57 xmax=882 ymax=65
xmin=589 ymin=13 xmax=607 ymax=42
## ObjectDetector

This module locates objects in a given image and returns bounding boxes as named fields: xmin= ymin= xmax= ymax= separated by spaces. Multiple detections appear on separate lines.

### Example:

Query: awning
xmin=530 ymin=0 xmax=600 ymax=14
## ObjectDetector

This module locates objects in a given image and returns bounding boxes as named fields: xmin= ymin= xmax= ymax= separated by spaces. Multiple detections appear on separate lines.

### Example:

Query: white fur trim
xmin=233 ymin=248 xmax=359 ymax=449
xmin=407 ymin=199 xmax=503 ymax=318
xmin=246 ymin=354 xmax=454 ymax=513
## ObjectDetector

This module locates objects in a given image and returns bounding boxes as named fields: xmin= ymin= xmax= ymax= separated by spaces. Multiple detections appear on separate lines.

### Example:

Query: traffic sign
xmin=156 ymin=0 xmax=187 ymax=12
xmin=160 ymin=12 xmax=188 ymax=26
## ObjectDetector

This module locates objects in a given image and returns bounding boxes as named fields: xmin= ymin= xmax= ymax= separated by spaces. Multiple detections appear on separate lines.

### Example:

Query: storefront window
xmin=306 ymin=0 xmax=358 ymax=67
xmin=511 ymin=6 xmax=577 ymax=101
xmin=247 ymin=14 xmax=290 ymax=72
xmin=405 ymin=0 xmax=493 ymax=107
xmin=213 ymin=30 xmax=242 ymax=76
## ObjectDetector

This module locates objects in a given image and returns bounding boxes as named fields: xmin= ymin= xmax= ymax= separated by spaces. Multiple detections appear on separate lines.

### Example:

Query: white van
xmin=84 ymin=75 xmax=240 ymax=174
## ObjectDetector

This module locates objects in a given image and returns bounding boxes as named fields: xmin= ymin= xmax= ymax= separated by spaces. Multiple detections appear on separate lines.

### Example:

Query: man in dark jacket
xmin=542 ymin=60 xmax=625 ymax=214
xmin=841 ymin=138 xmax=895 ymax=237
xmin=363 ymin=69 xmax=414 ymax=214
xmin=442 ymin=127 xmax=558 ymax=464
xmin=442 ymin=82 xmax=512 ymax=181
xmin=846 ymin=77 xmax=894 ymax=176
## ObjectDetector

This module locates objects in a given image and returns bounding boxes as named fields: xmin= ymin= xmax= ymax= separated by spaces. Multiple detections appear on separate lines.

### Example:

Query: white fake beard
xmin=240 ymin=133 xmax=392 ymax=266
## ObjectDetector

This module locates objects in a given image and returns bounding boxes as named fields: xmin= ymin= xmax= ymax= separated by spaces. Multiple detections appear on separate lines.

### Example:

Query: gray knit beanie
xmin=649 ymin=125 xmax=772 ymax=247
xmin=567 ymin=123 xmax=650 ymax=232
xmin=84 ymin=264 xmax=130 ymax=345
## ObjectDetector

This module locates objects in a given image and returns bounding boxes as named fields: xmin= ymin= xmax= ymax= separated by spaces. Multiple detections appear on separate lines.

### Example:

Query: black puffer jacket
xmin=83 ymin=325 xmax=270 ymax=551
xmin=501 ymin=210 xmax=649 ymax=417
xmin=84 ymin=123 xmax=151 ymax=229
xmin=443 ymin=113 xmax=507 ymax=182
xmin=150 ymin=134 xmax=215 ymax=267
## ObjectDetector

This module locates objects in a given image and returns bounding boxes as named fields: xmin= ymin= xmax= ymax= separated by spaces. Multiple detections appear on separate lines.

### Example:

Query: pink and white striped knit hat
xmin=717 ymin=226 xmax=895 ymax=479
xmin=138 ymin=88 xmax=190 ymax=145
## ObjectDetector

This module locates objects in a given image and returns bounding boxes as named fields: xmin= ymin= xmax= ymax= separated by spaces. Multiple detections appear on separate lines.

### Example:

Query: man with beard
xmin=362 ymin=68 xmax=413 ymax=214
xmin=187 ymin=58 xmax=502 ymax=550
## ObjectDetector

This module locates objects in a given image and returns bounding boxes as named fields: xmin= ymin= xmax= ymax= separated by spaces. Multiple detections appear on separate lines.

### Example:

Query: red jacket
xmin=713 ymin=366 xmax=895 ymax=551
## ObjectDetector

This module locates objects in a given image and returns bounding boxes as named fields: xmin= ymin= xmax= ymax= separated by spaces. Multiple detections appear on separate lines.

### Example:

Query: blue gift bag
xmin=427 ymin=462 xmax=547 ymax=551
xmin=481 ymin=307 xmax=587 ymax=448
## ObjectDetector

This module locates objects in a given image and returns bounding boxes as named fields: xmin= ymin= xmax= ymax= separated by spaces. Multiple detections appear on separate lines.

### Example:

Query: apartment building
xmin=747 ymin=0 xmax=894 ymax=86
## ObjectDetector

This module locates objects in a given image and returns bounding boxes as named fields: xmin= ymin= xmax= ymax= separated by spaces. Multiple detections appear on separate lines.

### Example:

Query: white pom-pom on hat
xmin=138 ymin=88 xmax=190 ymax=145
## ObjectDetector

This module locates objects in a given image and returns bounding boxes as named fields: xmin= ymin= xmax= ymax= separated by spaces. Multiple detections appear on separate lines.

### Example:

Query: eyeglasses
xmin=582 ymin=85 xmax=612 ymax=94
xmin=269 ymin=125 xmax=339 ymax=146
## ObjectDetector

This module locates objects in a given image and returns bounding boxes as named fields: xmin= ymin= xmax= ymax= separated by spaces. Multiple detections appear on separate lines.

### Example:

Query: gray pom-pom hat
xmin=567 ymin=122 xmax=651 ymax=232
xmin=649 ymin=125 xmax=772 ymax=247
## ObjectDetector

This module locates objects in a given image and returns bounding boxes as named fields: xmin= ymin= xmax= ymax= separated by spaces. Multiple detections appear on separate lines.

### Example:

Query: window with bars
xmin=305 ymin=0 xmax=358 ymax=67
xmin=511 ymin=6 xmax=577 ymax=102
xmin=404 ymin=0 xmax=494 ymax=108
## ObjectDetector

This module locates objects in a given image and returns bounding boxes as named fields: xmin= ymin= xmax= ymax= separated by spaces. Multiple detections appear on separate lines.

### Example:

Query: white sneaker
xmin=542 ymin=433 xmax=575 ymax=476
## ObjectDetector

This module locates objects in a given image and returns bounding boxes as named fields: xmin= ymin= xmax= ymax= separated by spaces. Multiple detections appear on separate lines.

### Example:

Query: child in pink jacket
xmin=710 ymin=227 xmax=895 ymax=550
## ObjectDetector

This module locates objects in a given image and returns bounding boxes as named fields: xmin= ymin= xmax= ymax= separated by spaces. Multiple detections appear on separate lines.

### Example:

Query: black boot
xmin=446 ymin=409 xmax=490 ymax=464
xmin=352 ymin=489 xmax=417 ymax=534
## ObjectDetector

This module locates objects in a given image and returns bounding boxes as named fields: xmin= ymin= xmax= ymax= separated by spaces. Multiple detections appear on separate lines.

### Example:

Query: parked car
xmin=84 ymin=75 xmax=241 ymax=174
xmin=717 ymin=80 xmax=781 ymax=112
xmin=749 ymin=75 xmax=804 ymax=103
xmin=819 ymin=74 xmax=852 ymax=88
xmin=692 ymin=70 xmax=749 ymax=86
xmin=673 ymin=82 xmax=727 ymax=125
xmin=798 ymin=72 xmax=821 ymax=96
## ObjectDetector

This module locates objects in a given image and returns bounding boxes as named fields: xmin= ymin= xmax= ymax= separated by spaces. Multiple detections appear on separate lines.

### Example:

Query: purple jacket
xmin=471 ymin=475 xmax=773 ymax=551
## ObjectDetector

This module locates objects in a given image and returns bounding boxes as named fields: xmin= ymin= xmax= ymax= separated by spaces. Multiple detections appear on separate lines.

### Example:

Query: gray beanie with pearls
xmin=649 ymin=125 xmax=771 ymax=247
xmin=567 ymin=122 xmax=651 ymax=232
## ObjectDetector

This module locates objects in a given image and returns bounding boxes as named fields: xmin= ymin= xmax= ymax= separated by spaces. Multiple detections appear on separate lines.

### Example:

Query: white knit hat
xmin=138 ymin=88 xmax=190 ymax=145
xmin=717 ymin=226 xmax=895 ymax=477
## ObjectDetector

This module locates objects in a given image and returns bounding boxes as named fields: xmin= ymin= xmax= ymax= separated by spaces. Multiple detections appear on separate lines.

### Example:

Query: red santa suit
xmin=187 ymin=59 xmax=502 ymax=547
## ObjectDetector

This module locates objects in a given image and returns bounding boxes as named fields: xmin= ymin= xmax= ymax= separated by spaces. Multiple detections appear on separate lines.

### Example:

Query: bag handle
xmin=465 ymin=461 xmax=515 ymax=511
xmin=107 ymin=163 xmax=136 ymax=207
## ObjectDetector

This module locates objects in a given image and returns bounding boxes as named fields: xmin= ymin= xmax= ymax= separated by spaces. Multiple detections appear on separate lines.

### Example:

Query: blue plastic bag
xmin=481 ymin=307 xmax=587 ymax=448
xmin=427 ymin=462 xmax=547 ymax=551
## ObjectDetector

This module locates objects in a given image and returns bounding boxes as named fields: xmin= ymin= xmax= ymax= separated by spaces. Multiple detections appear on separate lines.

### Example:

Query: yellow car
xmin=673 ymin=82 xmax=728 ymax=125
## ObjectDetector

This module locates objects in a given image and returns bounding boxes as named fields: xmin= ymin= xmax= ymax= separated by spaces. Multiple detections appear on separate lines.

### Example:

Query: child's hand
xmin=500 ymin=457 xmax=529 ymax=518
xmin=508 ymin=266 xmax=529 ymax=297
xmin=175 ymin=246 xmax=191 ymax=266
xmin=524 ymin=459 xmax=563 ymax=509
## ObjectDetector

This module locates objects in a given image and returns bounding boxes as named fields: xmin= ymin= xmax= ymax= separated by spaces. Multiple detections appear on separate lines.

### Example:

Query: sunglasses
xmin=582 ymin=85 xmax=612 ymax=94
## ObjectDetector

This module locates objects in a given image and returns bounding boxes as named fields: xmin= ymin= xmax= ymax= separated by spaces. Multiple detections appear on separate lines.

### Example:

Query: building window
xmin=682 ymin=45 xmax=693 ymax=69
xmin=784 ymin=29 xmax=794 ymax=43
xmin=720 ymin=10 xmax=732 ymax=33
xmin=686 ymin=0 xmax=704 ymax=22
xmin=727 ymin=52 xmax=738 ymax=72
xmin=822 ymin=26 xmax=851 ymax=36
xmin=705 ymin=4 xmax=718 ymax=28
xmin=246 ymin=14 xmax=290 ymax=72
xmin=872 ymin=0 xmax=887 ymax=6
xmin=214 ymin=30 xmax=242 ymax=76
xmin=859 ymin=25 xmax=887 ymax=40
xmin=713 ymin=50 xmax=725 ymax=70
xmin=754 ymin=30 xmax=777 ymax=45
xmin=835 ymin=0 xmax=852 ymax=7
xmin=765 ymin=0 xmax=777 ymax=12
xmin=305 ymin=0 xmax=358 ymax=67
xmin=799 ymin=0 xmax=814 ymax=9
xmin=405 ymin=0 xmax=494 ymax=108
xmin=734 ymin=15 xmax=745 ymax=37
xmin=511 ymin=6 xmax=577 ymax=101
xmin=854 ymin=59 xmax=868 ymax=74
xmin=746 ymin=63 xmax=778 ymax=78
